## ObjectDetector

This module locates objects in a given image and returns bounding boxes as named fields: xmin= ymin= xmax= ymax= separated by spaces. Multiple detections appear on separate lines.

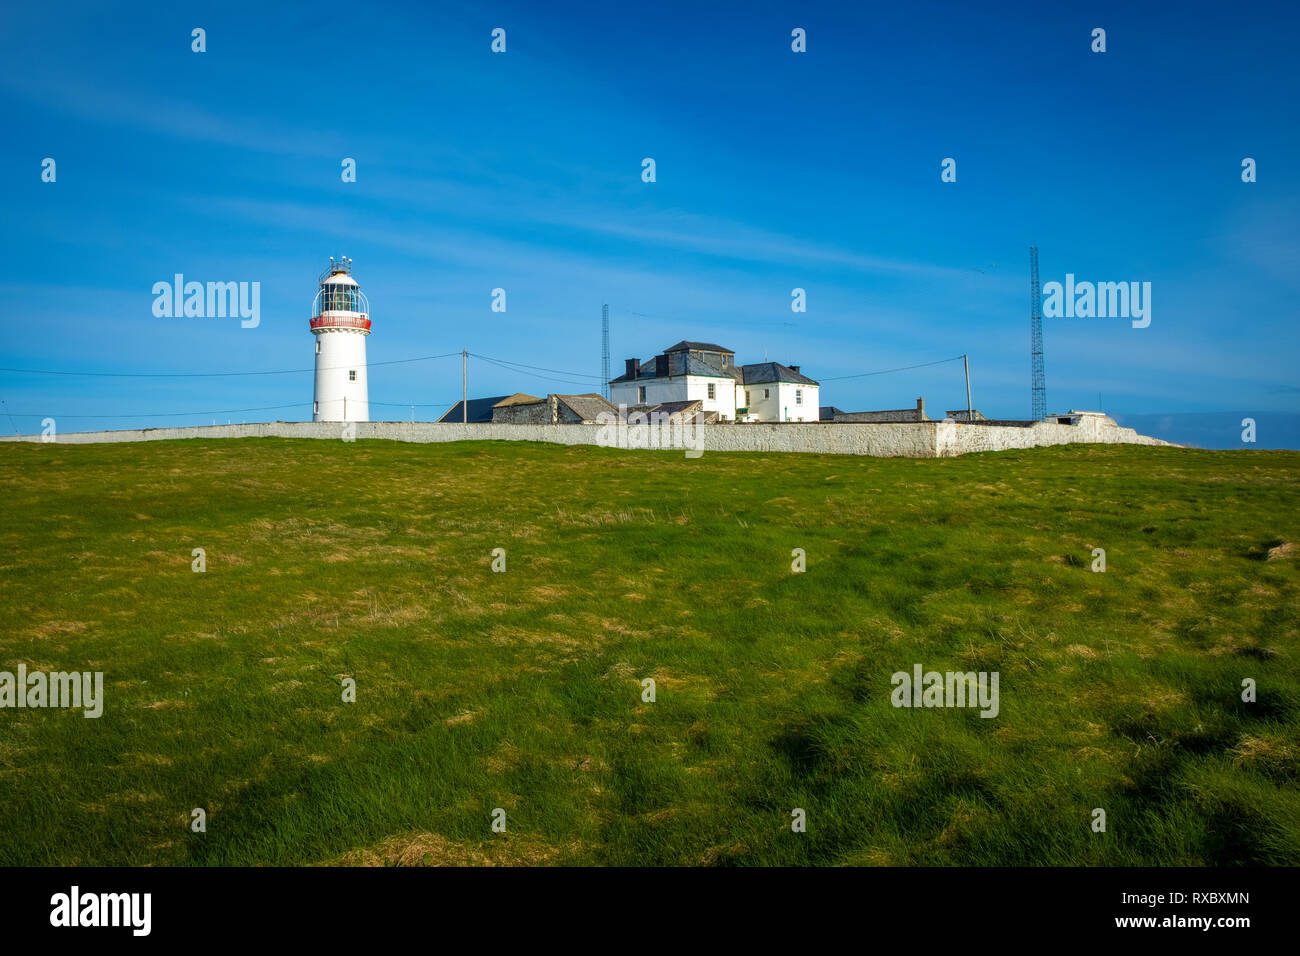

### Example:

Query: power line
xmin=819 ymin=355 xmax=965 ymax=382
xmin=0 ymin=351 xmax=462 ymax=379
xmin=3 ymin=344 xmax=961 ymax=391
xmin=369 ymin=399 xmax=464 ymax=408
xmin=8 ymin=399 xmax=469 ymax=419
xmin=589 ymin=314 xmax=963 ymax=382
xmin=472 ymin=358 xmax=593 ymax=388
xmin=5 ymin=403 xmax=311 ymax=420
xmin=477 ymin=346 xmax=964 ymax=388
xmin=1 ymin=349 xmax=602 ymax=423
xmin=469 ymin=353 xmax=604 ymax=389
xmin=4 ymin=348 xmax=968 ymax=425
xmin=0 ymin=398 xmax=20 ymax=436
xmin=469 ymin=352 xmax=604 ymax=380
xmin=607 ymin=304 xmax=695 ymax=324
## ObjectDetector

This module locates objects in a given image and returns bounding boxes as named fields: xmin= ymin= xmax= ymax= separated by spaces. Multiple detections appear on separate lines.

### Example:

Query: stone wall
xmin=935 ymin=416 xmax=1172 ymax=456
xmin=1 ymin=417 xmax=1175 ymax=457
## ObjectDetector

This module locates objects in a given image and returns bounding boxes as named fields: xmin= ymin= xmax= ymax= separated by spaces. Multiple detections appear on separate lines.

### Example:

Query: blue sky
xmin=2 ymin=0 xmax=1297 ymax=445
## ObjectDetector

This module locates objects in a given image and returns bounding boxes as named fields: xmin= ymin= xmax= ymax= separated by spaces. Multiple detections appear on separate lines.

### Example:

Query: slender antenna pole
xmin=462 ymin=350 xmax=468 ymax=423
xmin=601 ymin=304 xmax=610 ymax=400
xmin=964 ymin=354 xmax=972 ymax=420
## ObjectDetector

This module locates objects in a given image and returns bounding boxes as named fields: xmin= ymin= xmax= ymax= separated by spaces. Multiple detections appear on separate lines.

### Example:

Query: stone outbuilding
xmin=491 ymin=393 xmax=618 ymax=425
xmin=823 ymin=398 xmax=929 ymax=423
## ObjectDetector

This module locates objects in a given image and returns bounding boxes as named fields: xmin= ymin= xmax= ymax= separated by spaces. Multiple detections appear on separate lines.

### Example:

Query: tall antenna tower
xmin=1029 ymin=246 xmax=1046 ymax=420
xmin=601 ymin=303 xmax=610 ymax=399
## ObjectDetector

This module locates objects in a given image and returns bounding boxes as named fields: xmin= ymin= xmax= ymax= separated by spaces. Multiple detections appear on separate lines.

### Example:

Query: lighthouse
xmin=311 ymin=256 xmax=370 ymax=422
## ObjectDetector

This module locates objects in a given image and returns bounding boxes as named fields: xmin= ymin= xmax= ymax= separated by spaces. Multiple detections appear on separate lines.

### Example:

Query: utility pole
xmin=462 ymin=349 xmax=468 ymax=423
xmin=964 ymin=354 xmax=972 ymax=421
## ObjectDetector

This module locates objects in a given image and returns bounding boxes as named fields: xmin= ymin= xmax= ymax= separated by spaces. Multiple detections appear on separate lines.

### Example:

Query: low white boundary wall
xmin=1 ymin=419 xmax=1174 ymax=457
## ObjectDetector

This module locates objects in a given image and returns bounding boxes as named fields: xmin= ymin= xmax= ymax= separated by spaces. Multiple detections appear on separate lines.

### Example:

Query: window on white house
xmin=707 ymin=383 xmax=716 ymax=399
xmin=349 ymin=370 xmax=357 ymax=381
xmin=745 ymin=390 xmax=750 ymax=405
xmin=796 ymin=390 xmax=803 ymax=404
xmin=638 ymin=386 xmax=646 ymax=402
xmin=764 ymin=388 xmax=770 ymax=399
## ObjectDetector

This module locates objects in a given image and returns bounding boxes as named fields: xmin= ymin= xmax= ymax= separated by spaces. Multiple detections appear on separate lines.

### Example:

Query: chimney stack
xmin=790 ymin=365 xmax=800 ymax=374
xmin=625 ymin=358 xmax=639 ymax=379
xmin=917 ymin=397 xmax=926 ymax=420
xmin=655 ymin=354 xmax=668 ymax=378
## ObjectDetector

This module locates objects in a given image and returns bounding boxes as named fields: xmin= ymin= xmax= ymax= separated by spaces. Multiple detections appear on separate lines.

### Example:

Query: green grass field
xmin=1 ymin=438 xmax=1297 ymax=866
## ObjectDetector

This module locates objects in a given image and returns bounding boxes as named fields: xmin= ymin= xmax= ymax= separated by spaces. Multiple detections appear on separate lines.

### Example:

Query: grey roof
xmin=740 ymin=361 xmax=819 ymax=386
xmin=437 ymin=396 xmax=511 ymax=423
xmin=819 ymin=406 xmax=843 ymax=420
xmin=621 ymin=400 xmax=711 ymax=422
xmin=608 ymin=345 xmax=816 ymax=386
xmin=493 ymin=392 xmax=545 ymax=407
xmin=555 ymin=393 xmax=618 ymax=422
xmin=610 ymin=354 xmax=738 ymax=384
xmin=650 ymin=400 xmax=702 ymax=415
xmin=689 ymin=355 xmax=742 ymax=380
xmin=638 ymin=400 xmax=702 ymax=417
xmin=664 ymin=340 xmax=733 ymax=354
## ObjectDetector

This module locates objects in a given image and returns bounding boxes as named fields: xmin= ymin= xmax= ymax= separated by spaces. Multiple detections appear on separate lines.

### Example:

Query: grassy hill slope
xmin=1 ymin=439 xmax=1296 ymax=865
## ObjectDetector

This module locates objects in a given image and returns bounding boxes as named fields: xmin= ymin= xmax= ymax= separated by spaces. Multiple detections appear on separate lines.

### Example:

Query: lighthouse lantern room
xmin=311 ymin=256 xmax=371 ymax=422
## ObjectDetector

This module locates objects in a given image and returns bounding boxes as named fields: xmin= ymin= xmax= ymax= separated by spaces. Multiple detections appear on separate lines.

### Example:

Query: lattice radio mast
xmin=1030 ymin=246 xmax=1046 ymax=420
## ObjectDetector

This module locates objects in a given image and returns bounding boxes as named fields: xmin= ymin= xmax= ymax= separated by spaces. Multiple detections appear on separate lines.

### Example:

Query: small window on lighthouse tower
xmin=349 ymin=370 xmax=357 ymax=381
xmin=315 ymin=340 xmax=321 ymax=354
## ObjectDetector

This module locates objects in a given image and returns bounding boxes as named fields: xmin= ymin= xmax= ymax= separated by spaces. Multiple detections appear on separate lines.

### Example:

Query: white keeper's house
xmin=609 ymin=340 xmax=820 ymax=422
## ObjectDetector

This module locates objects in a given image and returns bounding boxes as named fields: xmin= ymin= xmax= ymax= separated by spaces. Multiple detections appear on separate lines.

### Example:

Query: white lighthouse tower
xmin=311 ymin=256 xmax=370 ymax=422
